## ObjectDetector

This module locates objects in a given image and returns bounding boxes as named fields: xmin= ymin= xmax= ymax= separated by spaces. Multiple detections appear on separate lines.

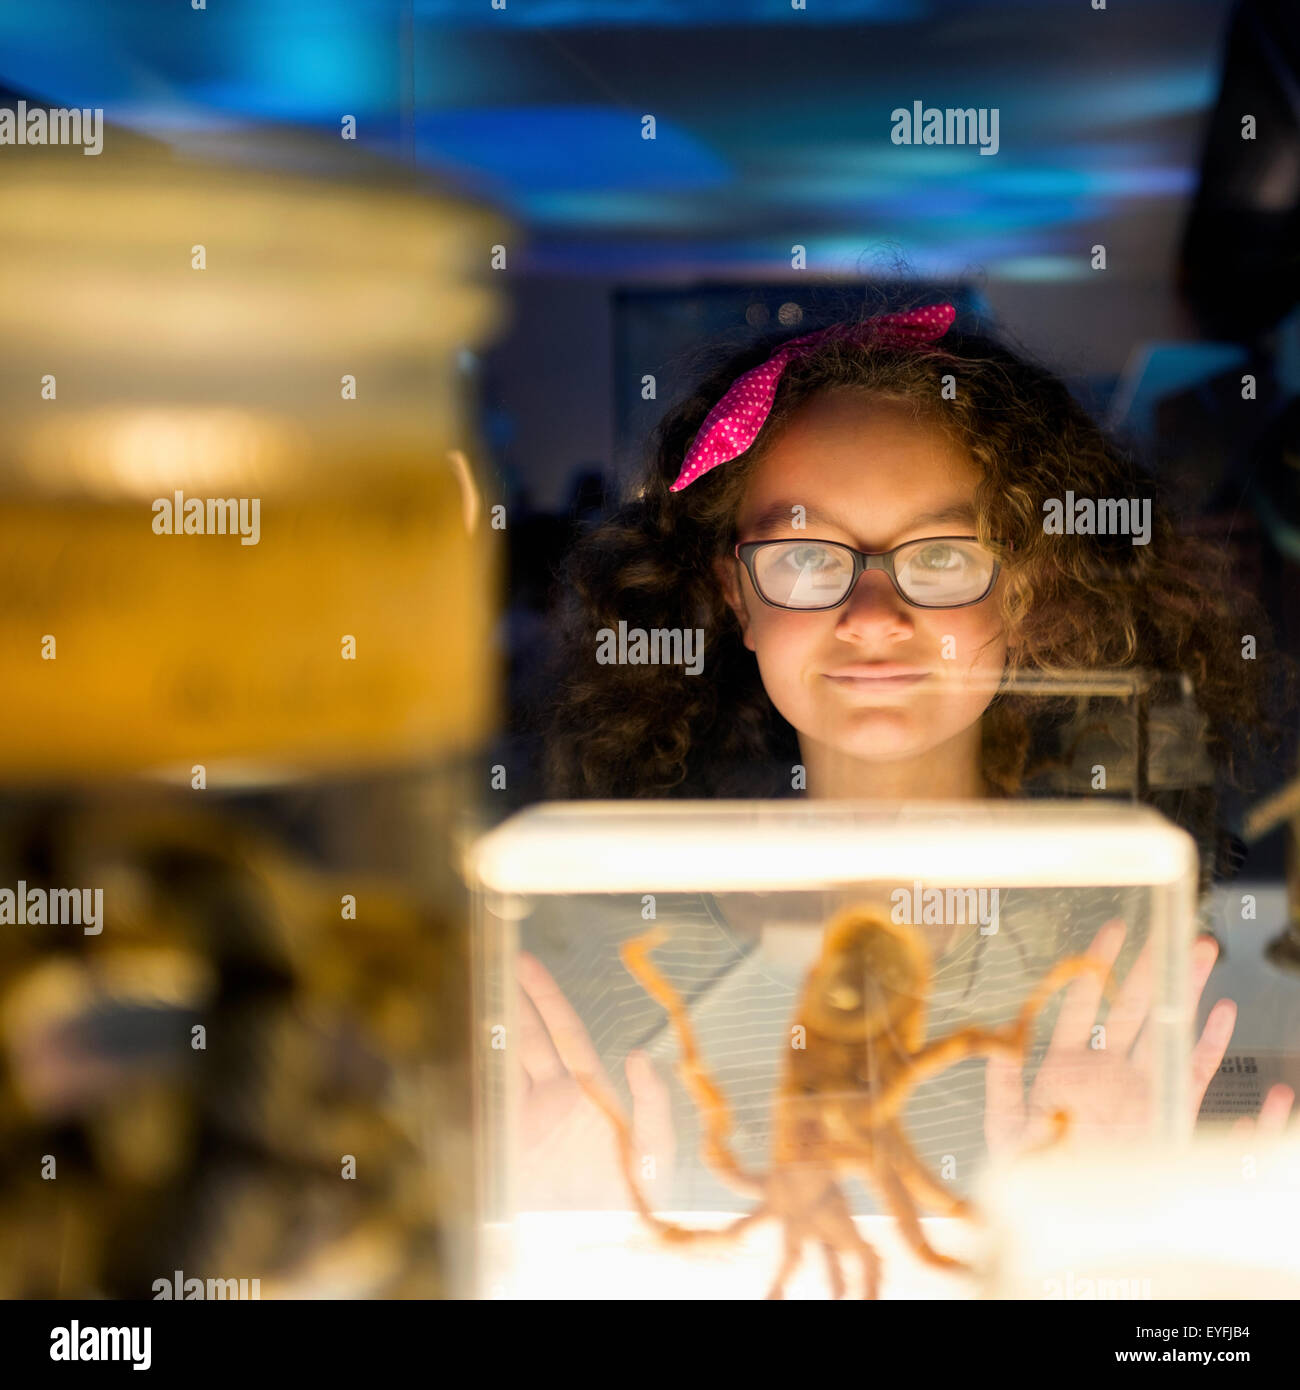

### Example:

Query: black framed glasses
xmin=734 ymin=536 xmax=1003 ymax=611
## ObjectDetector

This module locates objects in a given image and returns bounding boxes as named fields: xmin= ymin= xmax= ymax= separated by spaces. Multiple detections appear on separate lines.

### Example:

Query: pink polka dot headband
xmin=668 ymin=302 xmax=957 ymax=492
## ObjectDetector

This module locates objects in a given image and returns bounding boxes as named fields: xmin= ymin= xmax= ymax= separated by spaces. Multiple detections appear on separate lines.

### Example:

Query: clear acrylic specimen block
xmin=468 ymin=800 xmax=1198 ymax=1299
xmin=978 ymin=1132 xmax=1300 ymax=1299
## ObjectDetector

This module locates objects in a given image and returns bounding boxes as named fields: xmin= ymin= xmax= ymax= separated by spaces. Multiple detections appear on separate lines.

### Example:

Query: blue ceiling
xmin=0 ymin=0 xmax=1236 ymax=281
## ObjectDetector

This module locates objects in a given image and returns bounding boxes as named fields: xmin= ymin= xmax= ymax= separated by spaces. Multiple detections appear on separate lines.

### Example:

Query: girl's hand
xmin=984 ymin=919 xmax=1292 ymax=1154
xmin=514 ymin=950 xmax=676 ymax=1210
xmin=1230 ymin=1082 xmax=1296 ymax=1138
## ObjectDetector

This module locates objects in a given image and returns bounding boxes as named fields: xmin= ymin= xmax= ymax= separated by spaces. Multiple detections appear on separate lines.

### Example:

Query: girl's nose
xmin=834 ymin=570 xmax=914 ymax=642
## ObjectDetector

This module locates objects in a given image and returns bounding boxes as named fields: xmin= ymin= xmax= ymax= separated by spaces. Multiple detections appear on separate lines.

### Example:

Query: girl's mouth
xmin=822 ymin=664 xmax=931 ymax=689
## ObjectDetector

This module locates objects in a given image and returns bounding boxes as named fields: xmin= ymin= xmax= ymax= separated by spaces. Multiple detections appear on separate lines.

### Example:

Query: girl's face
xmin=716 ymin=389 xmax=1008 ymax=771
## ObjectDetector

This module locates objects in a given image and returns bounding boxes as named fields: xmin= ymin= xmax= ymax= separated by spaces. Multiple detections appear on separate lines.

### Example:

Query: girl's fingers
xmin=516 ymin=948 xmax=609 ymax=1085
xmin=1226 ymin=1084 xmax=1293 ymax=1137
xmin=627 ymin=1049 xmax=676 ymax=1171
xmin=1103 ymin=934 xmax=1153 ymax=1055
xmin=1189 ymin=999 xmax=1238 ymax=1111
xmin=516 ymin=978 xmax=565 ymax=1087
xmin=1132 ymin=937 xmax=1222 ymax=1069
xmin=1048 ymin=919 xmax=1126 ymax=1053
xmin=1258 ymin=1083 xmax=1296 ymax=1134
xmin=1188 ymin=936 xmax=1222 ymax=1012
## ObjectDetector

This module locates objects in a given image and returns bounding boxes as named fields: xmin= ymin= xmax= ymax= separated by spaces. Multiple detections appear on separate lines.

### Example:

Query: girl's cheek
xmin=939 ymin=611 xmax=1004 ymax=667
xmin=755 ymin=610 xmax=810 ymax=650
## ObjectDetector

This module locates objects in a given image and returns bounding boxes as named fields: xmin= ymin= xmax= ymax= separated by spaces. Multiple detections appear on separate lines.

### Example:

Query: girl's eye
xmin=785 ymin=544 xmax=838 ymax=570
xmin=913 ymin=543 xmax=967 ymax=571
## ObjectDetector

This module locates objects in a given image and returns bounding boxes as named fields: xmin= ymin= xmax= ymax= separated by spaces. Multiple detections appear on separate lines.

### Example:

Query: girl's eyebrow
xmin=746 ymin=500 xmax=977 ymax=534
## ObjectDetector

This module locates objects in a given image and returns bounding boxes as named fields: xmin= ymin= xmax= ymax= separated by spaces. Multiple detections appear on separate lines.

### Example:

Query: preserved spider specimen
xmin=577 ymin=904 xmax=1109 ymax=1299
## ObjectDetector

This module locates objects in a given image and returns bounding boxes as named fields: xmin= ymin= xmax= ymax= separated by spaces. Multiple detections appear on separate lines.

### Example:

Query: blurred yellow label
xmin=0 ymin=466 xmax=498 ymax=778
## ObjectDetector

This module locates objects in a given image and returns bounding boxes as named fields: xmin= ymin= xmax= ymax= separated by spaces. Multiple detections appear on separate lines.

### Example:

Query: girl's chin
xmin=835 ymin=740 xmax=935 ymax=765
xmin=808 ymin=696 xmax=992 ymax=759
xmin=817 ymin=713 xmax=936 ymax=763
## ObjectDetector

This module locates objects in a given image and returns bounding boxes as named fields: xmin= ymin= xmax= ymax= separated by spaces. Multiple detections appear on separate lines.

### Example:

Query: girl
xmin=516 ymin=297 xmax=1294 ymax=1229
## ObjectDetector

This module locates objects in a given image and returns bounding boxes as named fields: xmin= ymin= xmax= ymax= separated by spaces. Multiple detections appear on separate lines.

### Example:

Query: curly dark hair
xmin=541 ymin=291 xmax=1286 ymax=836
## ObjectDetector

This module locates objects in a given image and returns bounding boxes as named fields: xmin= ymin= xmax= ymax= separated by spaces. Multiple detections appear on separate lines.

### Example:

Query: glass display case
xmin=468 ymin=800 xmax=1199 ymax=1299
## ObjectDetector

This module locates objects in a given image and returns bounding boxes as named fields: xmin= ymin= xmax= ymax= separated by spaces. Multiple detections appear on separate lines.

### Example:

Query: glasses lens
xmin=751 ymin=541 xmax=856 ymax=608
xmin=894 ymin=539 xmax=994 ymax=605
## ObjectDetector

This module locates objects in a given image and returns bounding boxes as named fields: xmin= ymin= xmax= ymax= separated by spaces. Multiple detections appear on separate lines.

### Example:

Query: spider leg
xmin=857 ymin=1238 xmax=883 ymax=1301
xmin=1013 ymin=956 xmax=1114 ymax=1045
xmin=849 ymin=954 xmax=1112 ymax=1131
xmin=802 ymin=1175 xmax=883 ymax=1300
xmin=869 ymin=1157 xmax=967 ymax=1273
xmin=620 ymin=927 xmax=765 ymax=1197
xmin=819 ymin=1241 xmax=846 ymax=1300
xmin=766 ymin=1221 xmax=805 ymax=1300
xmin=844 ymin=1026 xmax=1020 ymax=1130
xmin=1020 ymin=1107 xmax=1072 ymax=1156
xmin=574 ymin=1071 xmax=770 ymax=1246
xmin=882 ymin=1122 xmax=973 ymax=1219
